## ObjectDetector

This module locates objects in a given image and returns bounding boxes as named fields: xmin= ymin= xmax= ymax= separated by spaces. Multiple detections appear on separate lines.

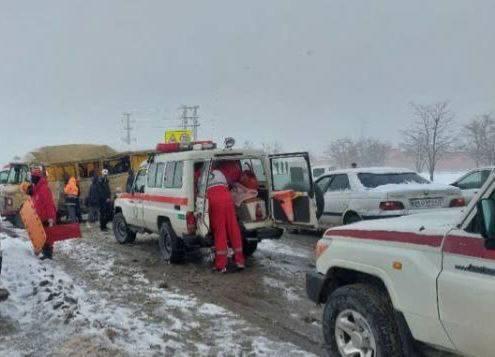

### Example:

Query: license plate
xmin=409 ymin=197 xmax=443 ymax=209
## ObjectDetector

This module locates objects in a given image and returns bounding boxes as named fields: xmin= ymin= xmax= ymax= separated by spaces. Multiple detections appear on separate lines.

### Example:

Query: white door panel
xmin=439 ymin=231 xmax=495 ymax=356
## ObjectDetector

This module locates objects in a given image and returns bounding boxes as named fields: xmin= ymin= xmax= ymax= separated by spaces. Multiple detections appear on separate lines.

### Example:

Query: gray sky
xmin=0 ymin=0 xmax=494 ymax=164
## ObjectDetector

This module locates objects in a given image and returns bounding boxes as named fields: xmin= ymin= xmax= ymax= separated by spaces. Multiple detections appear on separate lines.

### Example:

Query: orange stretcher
xmin=20 ymin=198 xmax=81 ymax=255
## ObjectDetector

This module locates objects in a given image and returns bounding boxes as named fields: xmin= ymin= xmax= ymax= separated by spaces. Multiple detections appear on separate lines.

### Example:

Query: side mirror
xmin=478 ymin=198 xmax=495 ymax=247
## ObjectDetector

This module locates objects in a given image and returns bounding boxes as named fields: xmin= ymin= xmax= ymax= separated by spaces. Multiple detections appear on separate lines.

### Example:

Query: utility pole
xmin=122 ymin=112 xmax=135 ymax=146
xmin=179 ymin=105 xmax=200 ymax=140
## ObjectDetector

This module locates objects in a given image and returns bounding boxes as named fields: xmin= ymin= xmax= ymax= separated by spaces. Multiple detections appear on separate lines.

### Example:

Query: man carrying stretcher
xmin=27 ymin=167 xmax=57 ymax=260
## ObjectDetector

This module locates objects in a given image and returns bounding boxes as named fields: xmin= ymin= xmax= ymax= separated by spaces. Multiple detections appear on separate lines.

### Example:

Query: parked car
xmin=451 ymin=167 xmax=494 ymax=204
xmin=307 ymin=169 xmax=495 ymax=357
xmin=315 ymin=167 xmax=465 ymax=226
xmin=312 ymin=165 xmax=336 ymax=179
xmin=113 ymin=141 xmax=320 ymax=262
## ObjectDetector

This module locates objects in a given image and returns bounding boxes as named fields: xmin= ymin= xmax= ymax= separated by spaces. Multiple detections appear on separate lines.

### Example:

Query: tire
xmin=158 ymin=222 xmax=185 ymax=264
xmin=112 ymin=212 xmax=136 ymax=244
xmin=243 ymin=240 xmax=258 ymax=257
xmin=344 ymin=212 xmax=361 ymax=225
xmin=323 ymin=284 xmax=402 ymax=357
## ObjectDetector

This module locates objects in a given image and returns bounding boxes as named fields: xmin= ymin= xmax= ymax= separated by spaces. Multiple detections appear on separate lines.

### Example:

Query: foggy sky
xmin=0 ymin=0 xmax=494 ymax=164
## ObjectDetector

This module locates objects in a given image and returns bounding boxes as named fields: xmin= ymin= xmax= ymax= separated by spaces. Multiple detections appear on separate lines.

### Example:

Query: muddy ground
xmin=0 ymin=224 xmax=456 ymax=356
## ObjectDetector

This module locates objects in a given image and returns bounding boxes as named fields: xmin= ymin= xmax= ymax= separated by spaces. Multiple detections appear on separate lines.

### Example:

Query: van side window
xmin=147 ymin=164 xmax=158 ymax=187
xmin=134 ymin=169 xmax=147 ymax=193
xmin=155 ymin=163 xmax=165 ymax=188
xmin=173 ymin=161 xmax=183 ymax=188
xmin=164 ymin=162 xmax=175 ymax=188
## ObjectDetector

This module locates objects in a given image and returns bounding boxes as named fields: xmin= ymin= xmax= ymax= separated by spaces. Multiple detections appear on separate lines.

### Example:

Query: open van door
xmin=268 ymin=152 xmax=319 ymax=230
xmin=195 ymin=160 xmax=212 ymax=238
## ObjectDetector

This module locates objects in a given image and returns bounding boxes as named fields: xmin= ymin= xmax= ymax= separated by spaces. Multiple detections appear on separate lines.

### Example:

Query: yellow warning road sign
xmin=165 ymin=130 xmax=192 ymax=144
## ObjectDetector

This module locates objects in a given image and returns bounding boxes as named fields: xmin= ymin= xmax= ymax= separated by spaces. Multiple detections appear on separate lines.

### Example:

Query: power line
xmin=179 ymin=105 xmax=200 ymax=140
xmin=121 ymin=112 xmax=136 ymax=146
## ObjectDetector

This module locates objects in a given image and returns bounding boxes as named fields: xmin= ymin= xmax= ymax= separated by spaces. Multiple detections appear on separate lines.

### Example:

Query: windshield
xmin=7 ymin=165 xmax=29 ymax=185
xmin=358 ymin=172 xmax=429 ymax=188
xmin=0 ymin=170 xmax=8 ymax=184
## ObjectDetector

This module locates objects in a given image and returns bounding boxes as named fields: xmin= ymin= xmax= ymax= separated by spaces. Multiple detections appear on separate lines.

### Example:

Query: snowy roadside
xmin=0 ymin=232 xmax=316 ymax=356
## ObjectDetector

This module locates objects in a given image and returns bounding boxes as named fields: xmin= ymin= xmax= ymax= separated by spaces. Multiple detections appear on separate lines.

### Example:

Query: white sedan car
xmin=315 ymin=167 xmax=465 ymax=226
xmin=450 ymin=167 xmax=494 ymax=204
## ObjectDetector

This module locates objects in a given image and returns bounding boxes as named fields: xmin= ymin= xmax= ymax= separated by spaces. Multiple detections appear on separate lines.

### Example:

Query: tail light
xmin=450 ymin=198 xmax=466 ymax=207
xmin=186 ymin=211 xmax=197 ymax=234
xmin=379 ymin=201 xmax=405 ymax=211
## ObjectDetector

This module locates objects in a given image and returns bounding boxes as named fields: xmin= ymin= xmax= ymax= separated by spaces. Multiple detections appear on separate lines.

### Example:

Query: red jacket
xmin=32 ymin=177 xmax=57 ymax=223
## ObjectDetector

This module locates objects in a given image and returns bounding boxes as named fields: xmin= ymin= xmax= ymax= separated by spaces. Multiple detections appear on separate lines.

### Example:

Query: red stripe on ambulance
xmin=120 ymin=193 xmax=188 ymax=206
xmin=324 ymin=229 xmax=443 ymax=247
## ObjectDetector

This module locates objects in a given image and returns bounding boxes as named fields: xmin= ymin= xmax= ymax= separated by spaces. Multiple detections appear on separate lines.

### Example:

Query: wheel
xmin=323 ymin=284 xmax=402 ymax=357
xmin=158 ymin=222 xmax=185 ymax=264
xmin=243 ymin=240 xmax=258 ymax=257
xmin=344 ymin=212 xmax=361 ymax=225
xmin=112 ymin=212 xmax=136 ymax=244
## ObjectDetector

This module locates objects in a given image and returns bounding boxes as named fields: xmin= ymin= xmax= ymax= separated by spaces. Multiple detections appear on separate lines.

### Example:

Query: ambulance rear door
xmin=268 ymin=152 xmax=319 ymax=230
xmin=195 ymin=159 xmax=212 ymax=238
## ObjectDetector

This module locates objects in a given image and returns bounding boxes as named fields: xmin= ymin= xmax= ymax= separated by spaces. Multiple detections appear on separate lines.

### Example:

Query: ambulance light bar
xmin=156 ymin=141 xmax=217 ymax=153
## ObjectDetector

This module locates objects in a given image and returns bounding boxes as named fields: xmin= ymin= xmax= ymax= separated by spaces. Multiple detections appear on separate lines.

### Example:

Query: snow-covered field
xmin=0 ymin=231 xmax=315 ymax=356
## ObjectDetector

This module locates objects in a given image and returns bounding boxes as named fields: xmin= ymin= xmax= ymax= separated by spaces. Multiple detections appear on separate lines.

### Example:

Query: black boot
xmin=0 ymin=288 xmax=9 ymax=302
xmin=40 ymin=245 xmax=53 ymax=260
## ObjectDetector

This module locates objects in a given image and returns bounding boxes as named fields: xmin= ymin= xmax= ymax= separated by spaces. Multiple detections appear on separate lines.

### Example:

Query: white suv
xmin=315 ymin=167 xmax=465 ymax=226
xmin=113 ymin=142 xmax=320 ymax=263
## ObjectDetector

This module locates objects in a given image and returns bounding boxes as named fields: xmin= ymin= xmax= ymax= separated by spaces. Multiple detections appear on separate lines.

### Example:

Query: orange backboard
xmin=20 ymin=198 xmax=46 ymax=255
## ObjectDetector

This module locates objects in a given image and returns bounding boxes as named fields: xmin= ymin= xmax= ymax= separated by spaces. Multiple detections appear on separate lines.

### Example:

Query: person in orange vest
xmin=64 ymin=176 xmax=79 ymax=223
xmin=207 ymin=166 xmax=245 ymax=272
xmin=29 ymin=167 xmax=57 ymax=259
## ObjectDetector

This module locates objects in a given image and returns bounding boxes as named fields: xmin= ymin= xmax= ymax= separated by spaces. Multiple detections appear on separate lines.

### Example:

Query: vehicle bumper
xmin=306 ymin=270 xmax=326 ymax=303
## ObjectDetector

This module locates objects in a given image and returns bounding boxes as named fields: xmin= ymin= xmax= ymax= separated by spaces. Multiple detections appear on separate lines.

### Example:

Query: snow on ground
xmin=258 ymin=239 xmax=311 ymax=259
xmin=0 ymin=232 xmax=315 ymax=356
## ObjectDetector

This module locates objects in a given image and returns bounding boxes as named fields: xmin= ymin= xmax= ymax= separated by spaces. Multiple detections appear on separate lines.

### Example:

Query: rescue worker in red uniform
xmin=29 ymin=168 xmax=57 ymax=260
xmin=207 ymin=168 xmax=245 ymax=272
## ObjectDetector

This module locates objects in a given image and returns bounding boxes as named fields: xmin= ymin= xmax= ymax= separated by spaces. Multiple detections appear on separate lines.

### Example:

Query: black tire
xmin=323 ymin=284 xmax=402 ymax=357
xmin=112 ymin=212 xmax=136 ymax=244
xmin=158 ymin=222 xmax=185 ymax=264
xmin=243 ymin=240 xmax=258 ymax=257
xmin=344 ymin=212 xmax=361 ymax=225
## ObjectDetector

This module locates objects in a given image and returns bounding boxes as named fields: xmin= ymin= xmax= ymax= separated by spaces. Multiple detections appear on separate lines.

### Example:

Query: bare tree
xmin=463 ymin=114 xmax=495 ymax=166
xmin=401 ymin=129 xmax=427 ymax=172
xmin=325 ymin=137 xmax=390 ymax=168
xmin=402 ymin=101 xmax=456 ymax=181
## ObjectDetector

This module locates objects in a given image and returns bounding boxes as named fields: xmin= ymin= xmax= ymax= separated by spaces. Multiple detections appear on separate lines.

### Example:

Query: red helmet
xmin=239 ymin=170 xmax=258 ymax=190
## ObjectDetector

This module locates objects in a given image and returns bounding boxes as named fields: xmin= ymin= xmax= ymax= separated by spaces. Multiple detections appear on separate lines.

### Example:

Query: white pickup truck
xmin=307 ymin=172 xmax=495 ymax=356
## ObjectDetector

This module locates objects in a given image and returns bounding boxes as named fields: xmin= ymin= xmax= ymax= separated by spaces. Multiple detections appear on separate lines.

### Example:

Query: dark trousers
xmin=88 ymin=206 xmax=99 ymax=222
xmin=99 ymin=203 xmax=112 ymax=230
